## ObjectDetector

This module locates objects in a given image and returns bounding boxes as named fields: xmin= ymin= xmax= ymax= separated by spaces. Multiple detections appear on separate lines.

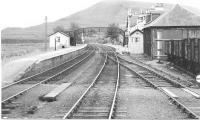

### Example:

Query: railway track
xmin=108 ymin=53 xmax=200 ymax=119
xmin=129 ymin=55 xmax=197 ymax=87
xmin=62 ymin=46 xmax=120 ymax=119
xmin=106 ymin=48 xmax=120 ymax=119
xmin=3 ymin=44 xmax=199 ymax=119
xmin=2 ymin=46 xmax=95 ymax=108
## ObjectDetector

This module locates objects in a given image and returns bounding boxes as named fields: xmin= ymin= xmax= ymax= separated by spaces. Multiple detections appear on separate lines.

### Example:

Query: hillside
xmin=1 ymin=0 xmax=172 ymax=40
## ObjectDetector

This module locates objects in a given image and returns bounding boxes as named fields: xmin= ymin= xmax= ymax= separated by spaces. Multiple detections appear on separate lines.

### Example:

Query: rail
xmin=108 ymin=50 xmax=120 ymax=119
xmin=62 ymin=53 xmax=108 ymax=119
xmin=2 ymin=49 xmax=89 ymax=89
xmin=2 ymin=50 xmax=95 ymax=106
xmin=117 ymin=56 xmax=199 ymax=119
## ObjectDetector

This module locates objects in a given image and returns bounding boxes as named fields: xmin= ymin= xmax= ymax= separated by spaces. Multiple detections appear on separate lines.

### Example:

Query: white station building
xmin=49 ymin=31 xmax=70 ymax=49
xmin=127 ymin=3 xmax=165 ymax=54
xmin=128 ymin=29 xmax=143 ymax=54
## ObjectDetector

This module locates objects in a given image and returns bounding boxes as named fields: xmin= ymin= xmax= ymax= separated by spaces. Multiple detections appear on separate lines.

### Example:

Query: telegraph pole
xmin=45 ymin=16 xmax=48 ymax=51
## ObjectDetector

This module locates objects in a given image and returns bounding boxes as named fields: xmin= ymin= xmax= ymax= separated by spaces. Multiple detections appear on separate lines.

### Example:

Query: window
xmin=189 ymin=30 xmax=196 ymax=38
xmin=55 ymin=36 xmax=60 ymax=42
xmin=135 ymin=37 xmax=139 ymax=42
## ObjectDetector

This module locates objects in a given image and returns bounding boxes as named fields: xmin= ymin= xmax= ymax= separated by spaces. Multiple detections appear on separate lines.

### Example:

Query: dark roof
xmin=48 ymin=31 xmax=70 ymax=37
xmin=144 ymin=4 xmax=200 ymax=28
xmin=130 ymin=29 xmax=143 ymax=35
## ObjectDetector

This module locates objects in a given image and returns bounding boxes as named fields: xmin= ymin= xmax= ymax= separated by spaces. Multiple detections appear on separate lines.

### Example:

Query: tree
xmin=53 ymin=25 xmax=65 ymax=33
xmin=106 ymin=23 xmax=120 ymax=43
xmin=70 ymin=22 xmax=80 ymax=31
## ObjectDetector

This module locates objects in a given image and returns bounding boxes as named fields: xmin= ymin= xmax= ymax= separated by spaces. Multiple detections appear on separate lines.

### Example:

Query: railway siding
xmin=105 ymin=49 xmax=188 ymax=119
xmin=1 ymin=48 xmax=95 ymax=118
xmin=2 ymin=45 xmax=98 ymax=119
xmin=2 ymin=44 xmax=200 ymax=119
xmin=116 ymin=54 xmax=200 ymax=119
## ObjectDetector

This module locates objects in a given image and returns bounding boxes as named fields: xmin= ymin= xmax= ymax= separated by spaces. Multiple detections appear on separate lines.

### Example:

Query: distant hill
xmin=2 ymin=0 xmax=172 ymax=40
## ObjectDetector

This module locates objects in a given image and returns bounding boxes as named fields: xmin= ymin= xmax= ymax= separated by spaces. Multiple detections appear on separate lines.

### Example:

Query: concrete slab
xmin=43 ymin=83 xmax=71 ymax=101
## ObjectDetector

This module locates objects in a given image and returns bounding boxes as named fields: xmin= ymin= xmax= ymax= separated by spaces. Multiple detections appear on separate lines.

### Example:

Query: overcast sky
xmin=1 ymin=0 xmax=200 ymax=29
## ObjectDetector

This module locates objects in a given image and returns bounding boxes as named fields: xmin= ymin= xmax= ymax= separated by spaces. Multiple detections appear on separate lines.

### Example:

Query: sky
xmin=1 ymin=0 xmax=200 ymax=29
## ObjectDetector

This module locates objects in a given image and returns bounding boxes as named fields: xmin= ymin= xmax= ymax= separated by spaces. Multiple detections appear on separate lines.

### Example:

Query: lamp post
xmin=55 ymin=36 xmax=60 ymax=51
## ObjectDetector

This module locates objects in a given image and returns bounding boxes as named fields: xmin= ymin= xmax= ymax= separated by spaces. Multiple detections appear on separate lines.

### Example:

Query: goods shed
xmin=143 ymin=4 xmax=200 ymax=74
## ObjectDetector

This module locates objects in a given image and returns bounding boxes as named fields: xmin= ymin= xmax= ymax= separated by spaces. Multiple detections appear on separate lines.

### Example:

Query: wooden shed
xmin=143 ymin=4 xmax=200 ymax=59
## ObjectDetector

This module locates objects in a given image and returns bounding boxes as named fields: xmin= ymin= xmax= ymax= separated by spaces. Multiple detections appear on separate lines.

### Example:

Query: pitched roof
xmin=144 ymin=4 xmax=200 ymax=28
xmin=49 ymin=31 xmax=70 ymax=37
xmin=130 ymin=29 xmax=143 ymax=35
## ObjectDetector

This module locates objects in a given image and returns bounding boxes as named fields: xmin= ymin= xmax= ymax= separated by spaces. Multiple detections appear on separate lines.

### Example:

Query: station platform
xmin=2 ymin=44 xmax=87 ymax=87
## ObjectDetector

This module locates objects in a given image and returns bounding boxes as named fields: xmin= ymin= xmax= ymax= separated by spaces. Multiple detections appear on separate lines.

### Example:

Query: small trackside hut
xmin=49 ymin=31 xmax=76 ymax=50
xmin=128 ymin=29 xmax=143 ymax=54
xmin=143 ymin=4 xmax=200 ymax=75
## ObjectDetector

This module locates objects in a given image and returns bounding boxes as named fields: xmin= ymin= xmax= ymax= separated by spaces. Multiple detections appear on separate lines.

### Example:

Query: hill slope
xmin=1 ymin=0 xmax=171 ymax=40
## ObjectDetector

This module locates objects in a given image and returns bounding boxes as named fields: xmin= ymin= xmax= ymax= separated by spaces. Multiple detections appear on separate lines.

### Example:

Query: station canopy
xmin=144 ymin=4 xmax=200 ymax=28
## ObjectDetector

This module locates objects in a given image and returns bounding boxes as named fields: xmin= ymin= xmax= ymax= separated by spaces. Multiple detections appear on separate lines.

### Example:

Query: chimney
xmin=145 ymin=3 xmax=164 ymax=23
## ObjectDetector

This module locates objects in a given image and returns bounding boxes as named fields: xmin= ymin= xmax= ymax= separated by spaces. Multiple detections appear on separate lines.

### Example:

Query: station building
xmin=49 ymin=31 xmax=71 ymax=49
xmin=143 ymin=4 xmax=200 ymax=59
xmin=127 ymin=3 xmax=164 ymax=53
xmin=143 ymin=4 xmax=200 ymax=74
xmin=128 ymin=29 xmax=143 ymax=54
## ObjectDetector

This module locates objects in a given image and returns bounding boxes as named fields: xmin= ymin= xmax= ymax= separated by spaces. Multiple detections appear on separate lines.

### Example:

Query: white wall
xmin=128 ymin=31 xmax=143 ymax=54
xmin=49 ymin=32 xmax=70 ymax=49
